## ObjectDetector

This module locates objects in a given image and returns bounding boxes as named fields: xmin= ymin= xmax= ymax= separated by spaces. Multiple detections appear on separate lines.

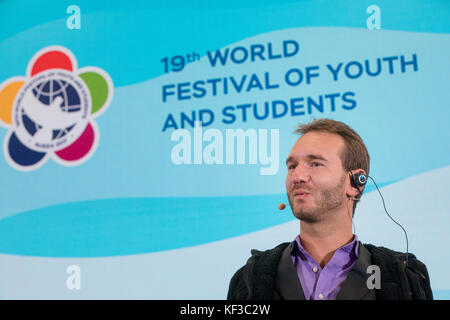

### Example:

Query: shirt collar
xmin=291 ymin=234 xmax=360 ymax=263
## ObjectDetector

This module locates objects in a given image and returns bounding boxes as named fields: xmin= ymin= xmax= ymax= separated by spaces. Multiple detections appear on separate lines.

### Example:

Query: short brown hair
xmin=295 ymin=118 xmax=370 ymax=214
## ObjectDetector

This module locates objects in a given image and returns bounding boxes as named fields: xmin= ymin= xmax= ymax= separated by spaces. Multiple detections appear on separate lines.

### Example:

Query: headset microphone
xmin=349 ymin=171 xmax=410 ymax=268
xmin=278 ymin=171 xmax=410 ymax=268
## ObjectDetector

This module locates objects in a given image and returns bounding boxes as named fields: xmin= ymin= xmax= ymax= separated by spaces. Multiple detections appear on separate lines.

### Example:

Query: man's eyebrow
xmin=285 ymin=154 xmax=328 ymax=165
xmin=306 ymin=154 xmax=328 ymax=162
xmin=285 ymin=156 xmax=295 ymax=165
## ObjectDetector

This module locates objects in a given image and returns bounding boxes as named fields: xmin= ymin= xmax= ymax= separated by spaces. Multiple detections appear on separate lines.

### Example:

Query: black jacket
xmin=227 ymin=241 xmax=433 ymax=300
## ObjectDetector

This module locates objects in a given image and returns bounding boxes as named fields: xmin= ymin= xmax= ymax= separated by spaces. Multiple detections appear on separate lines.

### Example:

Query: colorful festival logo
xmin=0 ymin=46 xmax=113 ymax=171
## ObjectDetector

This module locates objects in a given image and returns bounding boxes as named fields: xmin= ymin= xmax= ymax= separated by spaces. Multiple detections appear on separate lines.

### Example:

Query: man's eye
xmin=288 ymin=164 xmax=296 ymax=170
xmin=311 ymin=162 xmax=322 ymax=167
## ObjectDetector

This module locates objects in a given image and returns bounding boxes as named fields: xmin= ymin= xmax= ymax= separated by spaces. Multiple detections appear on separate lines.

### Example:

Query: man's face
xmin=285 ymin=131 xmax=348 ymax=223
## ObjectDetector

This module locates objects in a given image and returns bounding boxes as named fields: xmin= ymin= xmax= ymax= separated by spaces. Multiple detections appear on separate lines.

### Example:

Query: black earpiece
xmin=350 ymin=171 xmax=367 ymax=189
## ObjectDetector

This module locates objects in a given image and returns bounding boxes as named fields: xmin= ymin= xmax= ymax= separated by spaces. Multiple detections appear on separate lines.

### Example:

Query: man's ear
xmin=347 ymin=169 xmax=367 ymax=197
xmin=346 ymin=172 xmax=358 ymax=198
xmin=358 ymin=183 xmax=366 ymax=197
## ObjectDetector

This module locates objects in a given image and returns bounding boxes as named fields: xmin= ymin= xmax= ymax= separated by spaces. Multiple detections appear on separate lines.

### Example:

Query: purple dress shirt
xmin=290 ymin=234 xmax=359 ymax=300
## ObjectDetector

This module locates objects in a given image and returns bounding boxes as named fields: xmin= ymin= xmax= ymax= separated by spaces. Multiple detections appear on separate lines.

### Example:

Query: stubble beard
xmin=288 ymin=174 xmax=346 ymax=223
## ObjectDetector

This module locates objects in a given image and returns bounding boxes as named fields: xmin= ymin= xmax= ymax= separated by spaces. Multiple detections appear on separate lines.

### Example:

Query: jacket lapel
xmin=249 ymin=242 xmax=290 ymax=299
xmin=274 ymin=242 xmax=306 ymax=300
xmin=336 ymin=242 xmax=376 ymax=300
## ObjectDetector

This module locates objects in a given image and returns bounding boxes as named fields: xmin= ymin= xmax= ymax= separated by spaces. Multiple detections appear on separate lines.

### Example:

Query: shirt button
xmin=312 ymin=267 xmax=318 ymax=272
xmin=318 ymin=293 xmax=324 ymax=299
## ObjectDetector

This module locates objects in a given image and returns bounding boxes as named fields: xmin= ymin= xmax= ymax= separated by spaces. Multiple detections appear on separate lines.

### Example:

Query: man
xmin=227 ymin=118 xmax=432 ymax=300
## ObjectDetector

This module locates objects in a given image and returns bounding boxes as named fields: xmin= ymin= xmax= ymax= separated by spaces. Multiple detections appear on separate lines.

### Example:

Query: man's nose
xmin=291 ymin=163 xmax=310 ymax=184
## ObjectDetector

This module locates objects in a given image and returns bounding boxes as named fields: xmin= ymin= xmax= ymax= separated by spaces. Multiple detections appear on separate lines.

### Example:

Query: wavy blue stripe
xmin=0 ymin=182 xmax=391 ymax=257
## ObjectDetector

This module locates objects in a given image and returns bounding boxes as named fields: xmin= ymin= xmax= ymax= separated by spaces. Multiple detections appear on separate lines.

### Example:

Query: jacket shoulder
xmin=227 ymin=242 xmax=290 ymax=300
xmin=363 ymin=243 xmax=426 ymax=275
xmin=363 ymin=243 xmax=433 ymax=300
xmin=227 ymin=264 xmax=247 ymax=300
xmin=249 ymin=242 xmax=291 ymax=258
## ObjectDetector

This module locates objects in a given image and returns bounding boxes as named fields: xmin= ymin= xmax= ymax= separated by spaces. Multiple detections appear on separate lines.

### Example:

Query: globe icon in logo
xmin=13 ymin=69 xmax=91 ymax=152
xmin=26 ymin=79 xmax=81 ymax=139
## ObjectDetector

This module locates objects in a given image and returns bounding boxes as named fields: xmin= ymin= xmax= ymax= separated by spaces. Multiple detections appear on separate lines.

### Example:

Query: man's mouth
xmin=293 ymin=190 xmax=310 ymax=198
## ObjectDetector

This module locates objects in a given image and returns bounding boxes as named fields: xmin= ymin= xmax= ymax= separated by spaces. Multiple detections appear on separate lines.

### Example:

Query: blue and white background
xmin=0 ymin=0 xmax=449 ymax=299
